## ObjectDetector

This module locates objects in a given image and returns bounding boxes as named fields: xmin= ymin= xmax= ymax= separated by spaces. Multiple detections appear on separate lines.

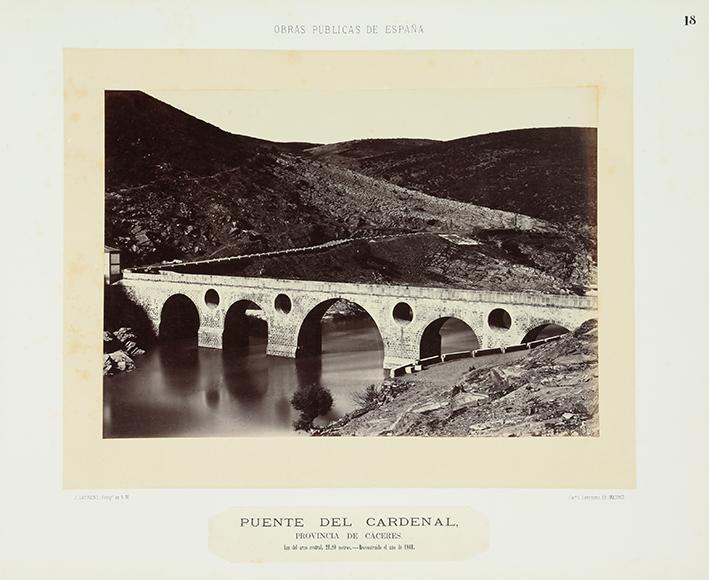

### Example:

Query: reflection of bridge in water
xmin=117 ymin=265 xmax=597 ymax=370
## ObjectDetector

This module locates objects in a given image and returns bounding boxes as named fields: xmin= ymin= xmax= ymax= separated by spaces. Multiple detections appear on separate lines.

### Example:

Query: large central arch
xmin=419 ymin=317 xmax=480 ymax=359
xmin=159 ymin=294 xmax=200 ymax=341
xmin=296 ymin=298 xmax=383 ymax=357
xmin=222 ymin=299 xmax=268 ymax=350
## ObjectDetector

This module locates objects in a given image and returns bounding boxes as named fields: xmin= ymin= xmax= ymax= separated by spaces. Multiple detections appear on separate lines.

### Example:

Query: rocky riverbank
xmin=103 ymin=327 xmax=146 ymax=376
xmin=315 ymin=319 xmax=598 ymax=437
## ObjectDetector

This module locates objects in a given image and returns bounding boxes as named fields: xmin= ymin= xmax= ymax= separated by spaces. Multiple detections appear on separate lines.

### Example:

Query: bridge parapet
xmin=122 ymin=270 xmax=597 ymax=310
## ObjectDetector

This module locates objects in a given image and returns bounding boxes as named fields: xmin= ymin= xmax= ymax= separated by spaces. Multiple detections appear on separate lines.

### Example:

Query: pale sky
xmin=149 ymin=87 xmax=597 ymax=144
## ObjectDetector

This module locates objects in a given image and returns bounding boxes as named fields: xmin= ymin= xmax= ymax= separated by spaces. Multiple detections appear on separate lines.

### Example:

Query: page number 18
xmin=684 ymin=15 xmax=696 ymax=25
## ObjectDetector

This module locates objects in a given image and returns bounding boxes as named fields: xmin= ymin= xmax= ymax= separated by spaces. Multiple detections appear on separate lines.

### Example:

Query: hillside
xmin=105 ymin=91 xmax=596 ymax=274
xmin=105 ymin=91 xmax=337 ymax=266
xmin=169 ymin=233 xmax=595 ymax=294
xmin=308 ymin=127 xmax=597 ymax=225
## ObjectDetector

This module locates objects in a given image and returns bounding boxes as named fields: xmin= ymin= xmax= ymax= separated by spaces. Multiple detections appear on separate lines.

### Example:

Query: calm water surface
xmin=103 ymin=318 xmax=477 ymax=438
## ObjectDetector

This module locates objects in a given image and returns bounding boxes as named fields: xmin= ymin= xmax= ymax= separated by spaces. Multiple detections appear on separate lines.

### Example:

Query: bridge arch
xmin=296 ymin=298 xmax=383 ymax=357
xmin=159 ymin=294 xmax=200 ymax=341
xmin=521 ymin=322 xmax=570 ymax=344
xmin=418 ymin=316 xmax=480 ymax=359
xmin=222 ymin=299 xmax=268 ymax=350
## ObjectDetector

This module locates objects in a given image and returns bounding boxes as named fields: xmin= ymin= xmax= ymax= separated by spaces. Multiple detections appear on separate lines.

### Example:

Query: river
xmin=103 ymin=317 xmax=477 ymax=438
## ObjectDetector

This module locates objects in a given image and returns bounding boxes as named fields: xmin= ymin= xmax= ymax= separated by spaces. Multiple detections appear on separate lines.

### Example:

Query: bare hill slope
xmin=170 ymin=233 xmax=595 ymax=294
xmin=106 ymin=91 xmax=561 ymax=267
xmin=308 ymin=127 xmax=597 ymax=225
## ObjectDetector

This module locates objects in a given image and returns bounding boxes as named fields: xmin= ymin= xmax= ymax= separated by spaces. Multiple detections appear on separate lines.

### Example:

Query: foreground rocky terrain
xmin=317 ymin=319 xmax=598 ymax=437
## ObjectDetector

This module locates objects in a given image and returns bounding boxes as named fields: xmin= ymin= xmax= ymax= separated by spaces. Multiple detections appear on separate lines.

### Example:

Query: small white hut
xmin=104 ymin=245 xmax=122 ymax=284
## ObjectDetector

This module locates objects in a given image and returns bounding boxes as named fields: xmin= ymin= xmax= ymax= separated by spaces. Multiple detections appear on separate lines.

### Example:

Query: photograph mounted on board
xmin=102 ymin=86 xmax=599 ymax=439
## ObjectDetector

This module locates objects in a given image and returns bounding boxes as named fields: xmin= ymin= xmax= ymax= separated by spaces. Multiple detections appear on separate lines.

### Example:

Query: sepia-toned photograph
xmin=7 ymin=1 xmax=709 ymax=577
xmin=102 ymin=87 xmax=599 ymax=439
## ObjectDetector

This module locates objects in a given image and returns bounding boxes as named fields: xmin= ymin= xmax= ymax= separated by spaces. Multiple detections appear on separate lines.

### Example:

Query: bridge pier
xmin=382 ymin=355 xmax=418 ymax=370
xmin=265 ymin=323 xmax=299 ymax=358
xmin=379 ymin=331 xmax=425 ymax=370
xmin=198 ymin=327 xmax=223 ymax=349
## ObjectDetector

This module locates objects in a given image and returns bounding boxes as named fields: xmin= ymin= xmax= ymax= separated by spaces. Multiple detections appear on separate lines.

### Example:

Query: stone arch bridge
xmin=117 ymin=270 xmax=597 ymax=369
